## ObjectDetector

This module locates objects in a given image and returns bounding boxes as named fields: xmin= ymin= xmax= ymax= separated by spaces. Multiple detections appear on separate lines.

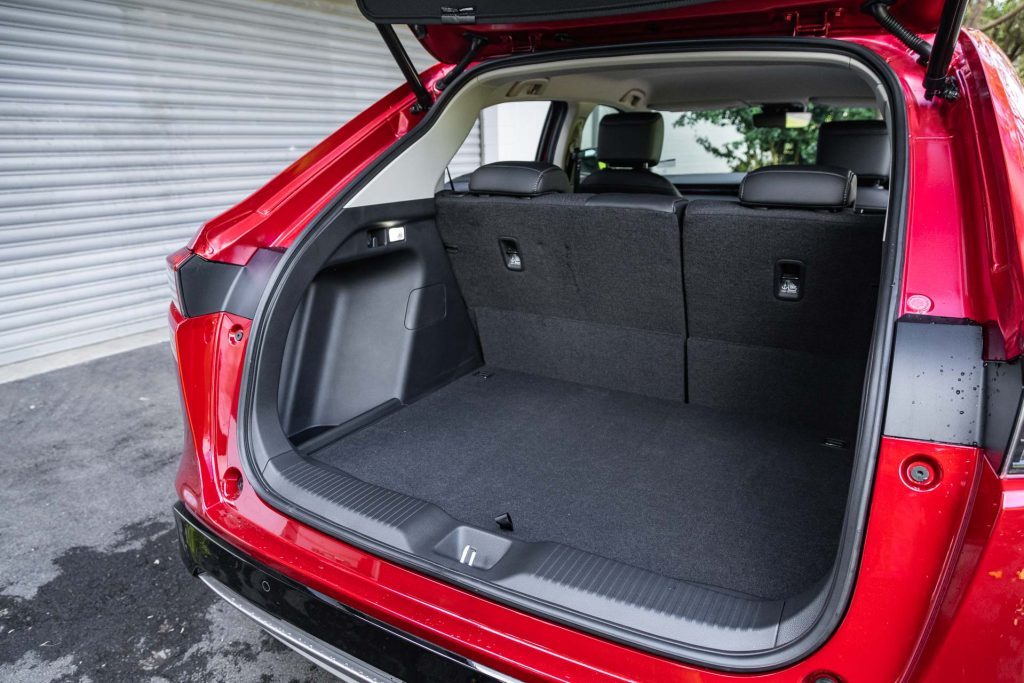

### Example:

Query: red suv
xmin=168 ymin=1 xmax=1024 ymax=680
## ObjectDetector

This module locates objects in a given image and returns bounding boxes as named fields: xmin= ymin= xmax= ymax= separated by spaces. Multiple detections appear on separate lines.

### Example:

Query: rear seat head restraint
xmin=468 ymin=161 xmax=571 ymax=197
xmin=595 ymin=112 xmax=664 ymax=169
xmin=578 ymin=113 xmax=681 ymax=197
xmin=816 ymin=121 xmax=890 ymax=213
xmin=816 ymin=121 xmax=891 ymax=188
xmin=738 ymin=165 xmax=857 ymax=211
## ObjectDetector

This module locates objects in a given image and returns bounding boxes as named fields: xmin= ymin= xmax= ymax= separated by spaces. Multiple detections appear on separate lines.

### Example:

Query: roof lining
xmin=348 ymin=48 xmax=888 ymax=208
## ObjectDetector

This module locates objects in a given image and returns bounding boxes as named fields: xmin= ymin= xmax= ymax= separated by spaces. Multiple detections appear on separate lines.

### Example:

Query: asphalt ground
xmin=0 ymin=343 xmax=334 ymax=682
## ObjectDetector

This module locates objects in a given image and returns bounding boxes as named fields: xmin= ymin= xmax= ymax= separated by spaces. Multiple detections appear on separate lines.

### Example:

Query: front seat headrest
xmin=596 ymin=112 xmax=664 ymax=168
xmin=739 ymin=165 xmax=857 ymax=210
xmin=468 ymin=161 xmax=571 ymax=196
xmin=816 ymin=121 xmax=890 ymax=183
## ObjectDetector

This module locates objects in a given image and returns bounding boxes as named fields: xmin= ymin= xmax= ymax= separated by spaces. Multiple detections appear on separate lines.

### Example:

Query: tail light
xmin=166 ymin=247 xmax=192 ymax=315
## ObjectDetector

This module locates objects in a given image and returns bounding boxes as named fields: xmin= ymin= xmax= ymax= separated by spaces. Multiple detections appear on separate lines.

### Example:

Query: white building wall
xmin=0 ymin=0 xmax=480 ymax=365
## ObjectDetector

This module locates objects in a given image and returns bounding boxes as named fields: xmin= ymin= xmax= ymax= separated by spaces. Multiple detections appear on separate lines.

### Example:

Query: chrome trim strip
xmin=200 ymin=574 xmax=401 ymax=683
xmin=199 ymin=573 xmax=523 ymax=683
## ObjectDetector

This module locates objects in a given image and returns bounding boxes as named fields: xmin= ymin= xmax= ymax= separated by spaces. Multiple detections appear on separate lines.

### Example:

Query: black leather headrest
xmin=817 ymin=121 xmax=890 ymax=182
xmin=583 ymin=193 xmax=686 ymax=214
xmin=578 ymin=168 xmax=681 ymax=197
xmin=739 ymin=165 xmax=857 ymax=209
xmin=597 ymin=113 xmax=664 ymax=168
xmin=468 ymin=161 xmax=570 ymax=196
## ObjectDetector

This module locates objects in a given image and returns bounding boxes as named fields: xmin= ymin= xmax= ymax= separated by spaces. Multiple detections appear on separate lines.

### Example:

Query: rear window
xmin=447 ymin=100 xmax=554 ymax=184
xmin=581 ymin=104 xmax=880 ymax=176
xmin=479 ymin=101 xmax=553 ymax=163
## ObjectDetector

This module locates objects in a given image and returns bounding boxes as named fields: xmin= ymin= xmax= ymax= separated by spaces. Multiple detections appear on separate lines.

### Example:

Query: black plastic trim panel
xmin=883 ymin=320 xmax=985 ymax=445
xmin=883 ymin=319 xmax=1024 ymax=466
xmin=536 ymin=101 xmax=569 ymax=162
xmin=173 ymin=504 xmax=511 ymax=683
xmin=236 ymin=38 xmax=912 ymax=672
xmin=178 ymin=248 xmax=283 ymax=319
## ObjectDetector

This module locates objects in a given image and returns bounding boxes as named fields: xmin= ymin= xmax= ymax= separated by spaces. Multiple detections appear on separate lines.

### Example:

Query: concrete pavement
xmin=0 ymin=343 xmax=333 ymax=682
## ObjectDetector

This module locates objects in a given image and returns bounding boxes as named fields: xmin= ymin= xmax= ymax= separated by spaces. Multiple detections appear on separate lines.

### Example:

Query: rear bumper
xmin=173 ymin=504 xmax=516 ymax=683
xmin=170 ymin=308 xmax=1024 ymax=680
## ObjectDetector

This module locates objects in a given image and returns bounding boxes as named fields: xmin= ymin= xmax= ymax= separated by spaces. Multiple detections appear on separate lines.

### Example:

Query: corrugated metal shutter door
xmin=0 ymin=0 xmax=480 ymax=365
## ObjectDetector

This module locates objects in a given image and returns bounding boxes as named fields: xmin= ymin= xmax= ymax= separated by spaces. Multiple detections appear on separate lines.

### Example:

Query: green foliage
xmin=968 ymin=0 xmax=1024 ymax=79
xmin=672 ymin=105 xmax=877 ymax=172
xmin=659 ymin=2 xmax=1024 ymax=174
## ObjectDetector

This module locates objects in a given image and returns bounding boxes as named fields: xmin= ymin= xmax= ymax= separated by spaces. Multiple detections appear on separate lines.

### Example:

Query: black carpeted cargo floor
xmin=312 ymin=369 xmax=852 ymax=599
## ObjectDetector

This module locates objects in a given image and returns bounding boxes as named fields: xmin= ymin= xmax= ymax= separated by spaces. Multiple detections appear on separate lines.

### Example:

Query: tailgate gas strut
xmin=923 ymin=0 xmax=970 ymax=100
xmin=377 ymin=24 xmax=434 ymax=112
xmin=864 ymin=0 xmax=968 ymax=100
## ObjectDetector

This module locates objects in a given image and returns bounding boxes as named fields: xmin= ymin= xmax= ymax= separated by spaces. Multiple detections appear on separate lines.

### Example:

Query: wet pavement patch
xmin=0 ymin=344 xmax=332 ymax=681
xmin=0 ymin=519 xmax=213 ymax=680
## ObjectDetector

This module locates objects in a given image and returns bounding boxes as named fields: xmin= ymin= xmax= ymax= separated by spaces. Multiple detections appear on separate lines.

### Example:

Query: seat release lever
xmin=499 ymin=238 xmax=523 ymax=271
xmin=775 ymin=259 xmax=805 ymax=301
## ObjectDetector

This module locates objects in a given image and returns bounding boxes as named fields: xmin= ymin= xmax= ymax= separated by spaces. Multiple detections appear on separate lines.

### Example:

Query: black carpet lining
xmin=312 ymin=369 xmax=852 ymax=600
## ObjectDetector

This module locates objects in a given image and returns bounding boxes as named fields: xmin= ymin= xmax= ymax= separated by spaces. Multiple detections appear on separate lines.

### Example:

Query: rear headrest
xmin=817 ymin=121 xmax=890 ymax=182
xmin=739 ymin=165 xmax=857 ymax=210
xmin=468 ymin=161 xmax=570 ymax=196
xmin=597 ymin=113 xmax=664 ymax=168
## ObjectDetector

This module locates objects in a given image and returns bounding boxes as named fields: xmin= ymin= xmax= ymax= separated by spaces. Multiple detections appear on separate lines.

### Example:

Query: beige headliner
xmin=348 ymin=50 xmax=889 ymax=207
xmin=488 ymin=58 xmax=879 ymax=111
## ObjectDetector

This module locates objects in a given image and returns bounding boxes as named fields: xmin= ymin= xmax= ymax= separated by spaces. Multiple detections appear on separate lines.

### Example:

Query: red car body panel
xmin=913 ymin=465 xmax=1024 ymax=681
xmin=169 ymin=304 xmax=1023 ymax=681
xmin=171 ymin=22 xmax=1024 ymax=683
xmin=896 ymin=29 xmax=1024 ymax=360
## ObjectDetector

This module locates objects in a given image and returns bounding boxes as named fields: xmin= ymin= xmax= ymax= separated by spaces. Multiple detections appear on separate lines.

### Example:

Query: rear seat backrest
xmin=682 ymin=165 xmax=884 ymax=437
xmin=437 ymin=161 xmax=688 ymax=400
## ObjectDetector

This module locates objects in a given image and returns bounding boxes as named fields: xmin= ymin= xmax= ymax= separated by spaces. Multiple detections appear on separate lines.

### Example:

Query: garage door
xmin=0 ymin=0 xmax=481 ymax=365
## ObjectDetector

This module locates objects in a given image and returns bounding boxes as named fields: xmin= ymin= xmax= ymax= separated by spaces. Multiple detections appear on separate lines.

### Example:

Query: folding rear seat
xmin=436 ymin=161 xmax=688 ymax=400
xmin=682 ymin=165 xmax=884 ymax=438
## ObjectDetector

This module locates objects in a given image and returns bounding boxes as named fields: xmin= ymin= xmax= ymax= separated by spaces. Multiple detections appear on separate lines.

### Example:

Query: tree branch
xmin=979 ymin=2 xmax=1024 ymax=32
